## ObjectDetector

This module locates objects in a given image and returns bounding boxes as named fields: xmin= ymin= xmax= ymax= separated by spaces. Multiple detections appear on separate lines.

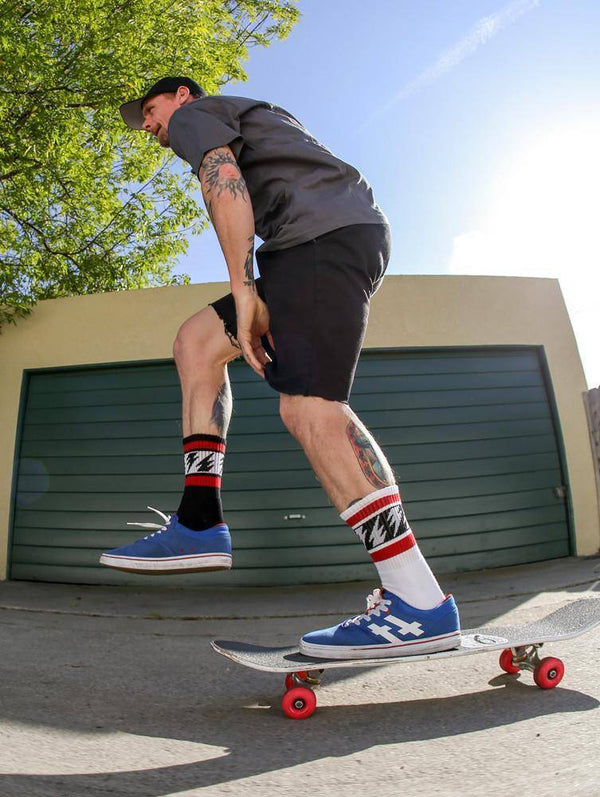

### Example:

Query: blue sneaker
xmin=99 ymin=506 xmax=232 ymax=574
xmin=299 ymin=588 xmax=460 ymax=659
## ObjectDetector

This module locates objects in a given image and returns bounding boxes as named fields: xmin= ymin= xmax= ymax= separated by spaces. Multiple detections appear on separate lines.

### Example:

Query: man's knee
xmin=173 ymin=307 xmax=220 ymax=368
xmin=279 ymin=394 xmax=340 ymax=440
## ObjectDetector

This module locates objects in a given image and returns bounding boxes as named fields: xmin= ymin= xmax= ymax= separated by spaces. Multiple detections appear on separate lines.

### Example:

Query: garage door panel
xmin=27 ymin=385 xmax=183 ymax=410
xmin=9 ymin=562 xmax=377 ymax=587
xmin=394 ymin=452 xmax=559 ymax=481
xmin=405 ymin=487 xmax=562 ymax=519
xmin=414 ymin=504 xmax=567 ymax=536
xmin=14 ymin=505 xmax=342 ymax=532
xmin=401 ymin=469 xmax=562 ymax=502
xmin=26 ymin=402 xmax=184 ymax=426
xmin=431 ymin=541 xmax=570 ymax=574
xmin=423 ymin=522 xmax=568 ymax=555
xmin=26 ymin=365 xmax=179 ymax=394
xmin=355 ymin=370 xmax=544 ymax=392
xmin=16 ymin=486 xmax=333 ymax=513
xmin=13 ymin=525 xmax=355 ymax=551
xmin=17 ymin=469 xmax=322 ymax=494
xmin=11 ymin=541 xmax=371 ymax=570
xmin=364 ymin=417 xmax=554 ymax=443
xmin=376 ymin=435 xmax=557 ymax=463
xmin=353 ymin=386 xmax=548 ymax=409
xmin=354 ymin=351 xmax=540 ymax=377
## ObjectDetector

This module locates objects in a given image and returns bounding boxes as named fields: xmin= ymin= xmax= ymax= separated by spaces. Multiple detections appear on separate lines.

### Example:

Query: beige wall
xmin=1 ymin=275 xmax=598 ymax=578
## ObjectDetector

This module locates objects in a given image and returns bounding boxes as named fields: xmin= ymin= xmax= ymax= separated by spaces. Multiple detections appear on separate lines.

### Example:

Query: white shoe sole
xmin=299 ymin=630 xmax=461 ymax=660
xmin=99 ymin=552 xmax=232 ymax=575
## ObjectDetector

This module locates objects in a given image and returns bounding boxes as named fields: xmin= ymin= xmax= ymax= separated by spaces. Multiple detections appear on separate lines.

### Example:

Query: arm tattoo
xmin=206 ymin=198 xmax=215 ymax=224
xmin=210 ymin=381 xmax=233 ymax=437
xmin=243 ymin=235 xmax=255 ymax=291
xmin=346 ymin=420 xmax=393 ymax=490
xmin=201 ymin=150 xmax=248 ymax=202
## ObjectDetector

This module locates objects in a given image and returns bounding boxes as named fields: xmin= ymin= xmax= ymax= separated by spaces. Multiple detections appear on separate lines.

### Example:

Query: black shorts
xmin=210 ymin=223 xmax=391 ymax=403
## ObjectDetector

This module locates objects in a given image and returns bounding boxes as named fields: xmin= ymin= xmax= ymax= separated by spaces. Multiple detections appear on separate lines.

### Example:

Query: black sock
xmin=176 ymin=434 xmax=225 ymax=531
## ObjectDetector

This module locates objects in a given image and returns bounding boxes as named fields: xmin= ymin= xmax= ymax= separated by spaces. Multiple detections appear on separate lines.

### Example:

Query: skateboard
xmin=212 ymin=597 xmax=600 ymax=719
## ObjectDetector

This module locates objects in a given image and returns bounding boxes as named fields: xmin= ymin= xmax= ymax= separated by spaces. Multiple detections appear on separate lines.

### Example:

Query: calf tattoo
xmin=346 ymin=420 xmax=392 ymax=490
xmin=210 ymin=382 xmax=233 ymax=437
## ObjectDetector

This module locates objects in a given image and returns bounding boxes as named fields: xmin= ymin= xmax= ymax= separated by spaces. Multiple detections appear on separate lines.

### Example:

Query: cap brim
xmin=119 ymin=98 xmax=145 ymax=130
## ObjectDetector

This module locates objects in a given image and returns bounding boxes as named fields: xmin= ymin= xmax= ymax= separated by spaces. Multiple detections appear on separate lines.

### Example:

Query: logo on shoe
xmin=367 ymin=615 xmax=424 ymax=642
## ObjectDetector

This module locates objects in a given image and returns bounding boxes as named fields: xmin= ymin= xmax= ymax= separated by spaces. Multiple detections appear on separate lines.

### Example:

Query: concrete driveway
xmin=0 ymin=557 xmax=599 ymax=796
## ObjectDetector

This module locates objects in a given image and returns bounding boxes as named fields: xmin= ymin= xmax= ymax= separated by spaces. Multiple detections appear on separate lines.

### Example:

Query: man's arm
xmin=199 ymin=145 xmax=273 ymax=376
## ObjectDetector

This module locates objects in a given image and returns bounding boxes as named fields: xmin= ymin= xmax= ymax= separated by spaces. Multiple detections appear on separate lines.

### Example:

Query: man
xmin=101 ymin=76 xmax=460 ymax=659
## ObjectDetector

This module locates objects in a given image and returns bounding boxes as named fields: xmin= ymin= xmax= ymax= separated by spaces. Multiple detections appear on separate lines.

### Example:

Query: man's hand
xmin=235 ymin=291 xmax=275 ymax=379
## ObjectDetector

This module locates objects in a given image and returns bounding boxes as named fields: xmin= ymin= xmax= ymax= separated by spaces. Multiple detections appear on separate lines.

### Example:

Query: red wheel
xmin=281 ymin=686 xmax=317 ymax=719
xmin=499 ymin=648 xmax=520 ymax=675
xmin=534 ymin=657 xmax=565 ymax=689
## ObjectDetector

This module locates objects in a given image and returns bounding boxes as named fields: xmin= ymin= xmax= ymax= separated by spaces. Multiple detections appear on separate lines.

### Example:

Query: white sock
xmin=341 ymin=485 xmax=445 ymax=610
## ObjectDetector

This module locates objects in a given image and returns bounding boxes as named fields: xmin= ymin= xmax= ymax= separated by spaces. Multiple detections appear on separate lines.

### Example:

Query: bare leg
xmin=279 ymin=394 xmax=395 ymax=511
xmin=174 ymin=306 xmax=241 ymax=437
xmin=280 ymin=393 xmax=447 ymax=611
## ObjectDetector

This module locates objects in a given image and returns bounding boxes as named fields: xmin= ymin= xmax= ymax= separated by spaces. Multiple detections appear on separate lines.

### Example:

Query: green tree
xmin=0 ymin=0 xmax=299 ymax=327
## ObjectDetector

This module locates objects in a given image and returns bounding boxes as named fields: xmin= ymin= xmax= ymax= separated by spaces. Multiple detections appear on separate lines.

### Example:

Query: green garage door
xmin=11 ymin=347 xmax=571 ymax=586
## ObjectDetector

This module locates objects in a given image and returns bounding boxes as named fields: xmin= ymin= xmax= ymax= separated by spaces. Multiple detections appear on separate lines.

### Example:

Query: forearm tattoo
xmin=201 ymin=150 xmax=248 ymax=202
xmin=346 ymin=420 xmax=393 ymax=490
xmin=210 ymin=381 xmax=233 ymax=437
xmin=244 ymin=235 xmax=255 ymax=291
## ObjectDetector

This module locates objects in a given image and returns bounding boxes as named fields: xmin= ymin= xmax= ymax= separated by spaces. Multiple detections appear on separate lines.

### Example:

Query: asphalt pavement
xmin=0 ymin=556 xmax=599 ymax=797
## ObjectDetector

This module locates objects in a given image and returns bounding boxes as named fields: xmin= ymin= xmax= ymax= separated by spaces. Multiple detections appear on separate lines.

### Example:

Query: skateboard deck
xmin=212 ymin=598 xmax=600 ymax=719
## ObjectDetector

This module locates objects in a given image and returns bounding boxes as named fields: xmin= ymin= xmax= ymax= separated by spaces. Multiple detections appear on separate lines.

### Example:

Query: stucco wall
xmin=1 ymin=275 xmax=597 ymax=578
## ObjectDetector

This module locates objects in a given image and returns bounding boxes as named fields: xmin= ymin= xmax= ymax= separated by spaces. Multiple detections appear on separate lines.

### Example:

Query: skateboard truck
xmin=498 ymin=643 xmax=565 ymax=689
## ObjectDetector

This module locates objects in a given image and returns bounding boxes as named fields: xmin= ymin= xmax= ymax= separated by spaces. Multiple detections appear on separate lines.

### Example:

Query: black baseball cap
xmin=119 ymin=76 xmax=205 ymax=129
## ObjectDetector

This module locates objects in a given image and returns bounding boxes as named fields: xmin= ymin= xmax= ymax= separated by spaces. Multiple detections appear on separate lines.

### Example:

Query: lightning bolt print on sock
xmin=176 ymin=434 xmax=226 ymax=531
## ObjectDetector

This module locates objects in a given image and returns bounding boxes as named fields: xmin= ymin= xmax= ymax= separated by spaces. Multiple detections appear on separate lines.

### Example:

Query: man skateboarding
xmin=101 ymin=76 xmax=461 ymax=658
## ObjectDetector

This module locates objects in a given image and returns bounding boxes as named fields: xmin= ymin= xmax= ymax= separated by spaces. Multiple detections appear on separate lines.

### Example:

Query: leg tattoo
xmin=346 ymin=420 xmax=393 ymax=490
xmin=211 ymin=381 xmax=233 ymax=437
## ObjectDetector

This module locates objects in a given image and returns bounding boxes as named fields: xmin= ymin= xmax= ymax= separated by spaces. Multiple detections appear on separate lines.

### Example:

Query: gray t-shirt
xmin=167 ymin=95 xmax=389 ymax=252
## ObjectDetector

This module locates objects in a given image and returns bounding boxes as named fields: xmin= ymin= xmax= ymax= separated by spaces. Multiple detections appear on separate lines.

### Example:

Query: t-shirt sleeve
xmin=168 ymin=104 xmax=244 ymax=178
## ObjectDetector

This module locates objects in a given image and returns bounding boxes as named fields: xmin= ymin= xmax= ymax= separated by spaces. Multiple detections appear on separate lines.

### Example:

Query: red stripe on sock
xmin=183 ymin=440 xmax=226 ymax=454
xmin=346 ymin=491 xmax=400 ymax=528
xmin=184 ymin=475 xmax=222 ymax=488
xmin=370 ymin=532 xmax=416 ymax=562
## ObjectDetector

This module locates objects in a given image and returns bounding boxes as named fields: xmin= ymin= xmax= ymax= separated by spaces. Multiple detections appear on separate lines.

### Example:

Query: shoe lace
xmin=127 ymin=506 xmax=172 ymax=539
xmin=343 ymin=588 xmax=392 ymax=626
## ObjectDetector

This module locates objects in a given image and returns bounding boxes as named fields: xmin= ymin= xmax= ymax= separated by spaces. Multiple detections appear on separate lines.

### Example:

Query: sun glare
xmin=449 ymin=121 xmax=600 ymax=385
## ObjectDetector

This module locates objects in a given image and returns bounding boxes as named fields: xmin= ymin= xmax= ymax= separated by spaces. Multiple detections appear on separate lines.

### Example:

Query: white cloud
xmin=360 ymin=0 xmax=541 ymax=132
xmin=396 ymin=0 xmax=541 ymax=102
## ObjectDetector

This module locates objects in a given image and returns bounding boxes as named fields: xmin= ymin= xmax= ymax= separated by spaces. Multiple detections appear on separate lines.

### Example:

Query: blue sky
xmin=172 ymin=0 xmax=600 ymax=387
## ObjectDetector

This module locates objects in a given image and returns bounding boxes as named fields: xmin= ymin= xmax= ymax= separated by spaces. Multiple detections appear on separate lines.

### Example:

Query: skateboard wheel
xmin=499 ymin=649 xmax=520 ymax=675
xmin=534 ymin=656 xmax=565 ymax=689
xmin=281 ymin=686 xmax=317 ymax=720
